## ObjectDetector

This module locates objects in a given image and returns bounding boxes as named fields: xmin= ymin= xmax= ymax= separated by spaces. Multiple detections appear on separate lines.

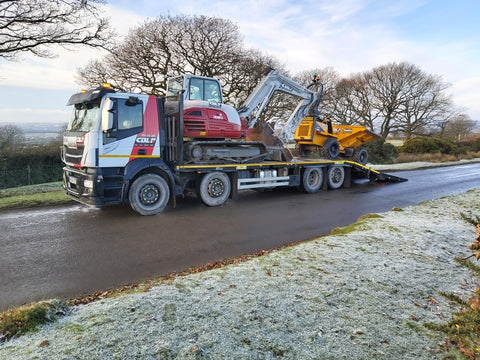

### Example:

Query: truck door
xmin=100 ymin=95 xmax=147 ymax=167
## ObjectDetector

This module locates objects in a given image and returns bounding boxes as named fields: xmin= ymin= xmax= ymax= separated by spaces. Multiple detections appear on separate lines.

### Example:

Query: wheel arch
xmin=122 ymin=159 xmax=176 ymax=206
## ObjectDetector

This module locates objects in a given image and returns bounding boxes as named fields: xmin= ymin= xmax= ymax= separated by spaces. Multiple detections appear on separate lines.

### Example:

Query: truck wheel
xmin=327 ymin=166 xmax=345 ymax=189
xmin=129 ymin=174 xmax=170 ymax=216
xmin=322 ymin=138 xmax=340 ymax=159
xmin=199 ymin=172 xmax=231 ymax=207
xmin=353 ymin=148 xmax=368 ymax=165
xmin=301 ymin=167 xmax=323 ymax=193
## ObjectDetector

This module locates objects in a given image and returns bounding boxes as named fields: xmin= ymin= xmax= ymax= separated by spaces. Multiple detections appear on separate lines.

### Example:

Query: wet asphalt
xmin=1 ymin=163 xmax=479 ymax=311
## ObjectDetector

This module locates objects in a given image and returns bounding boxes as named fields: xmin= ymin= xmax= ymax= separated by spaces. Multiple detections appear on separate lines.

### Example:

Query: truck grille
xmin=63 ymin=145 xmax=84 ymax=166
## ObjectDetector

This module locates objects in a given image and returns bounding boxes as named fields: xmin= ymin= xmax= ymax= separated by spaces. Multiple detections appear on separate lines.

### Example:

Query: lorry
xmin=62 ymin=70 xmax=406 ymax=215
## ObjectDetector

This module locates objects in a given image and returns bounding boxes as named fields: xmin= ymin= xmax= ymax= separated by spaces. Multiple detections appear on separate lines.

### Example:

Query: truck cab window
xmin=118 ymin=99 xmax=143 ymax=130
xmin=103 ymin=98 xmax=143 ymax=144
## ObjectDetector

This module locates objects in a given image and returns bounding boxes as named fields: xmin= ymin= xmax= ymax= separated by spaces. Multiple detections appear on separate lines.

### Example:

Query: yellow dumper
xmin=294 ymin=117 xmax=380 ymax=165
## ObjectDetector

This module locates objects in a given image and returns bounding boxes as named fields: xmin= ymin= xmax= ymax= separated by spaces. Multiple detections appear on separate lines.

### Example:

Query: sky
xmin=0 ymin=0 xmax=479 ymax=125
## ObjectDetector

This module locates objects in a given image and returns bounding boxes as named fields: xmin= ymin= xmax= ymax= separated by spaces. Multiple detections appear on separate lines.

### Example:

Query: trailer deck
xmin=177 ymin=158 xmax=407 ymax=192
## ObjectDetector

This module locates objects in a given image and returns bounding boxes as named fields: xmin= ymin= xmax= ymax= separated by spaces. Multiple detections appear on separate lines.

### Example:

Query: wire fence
xmin=0 ymin=164 xmax=63 ymax=189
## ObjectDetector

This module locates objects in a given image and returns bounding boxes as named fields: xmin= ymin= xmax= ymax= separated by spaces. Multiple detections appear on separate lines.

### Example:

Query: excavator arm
xmin=237 ymin=69 xmax=317 ymax=143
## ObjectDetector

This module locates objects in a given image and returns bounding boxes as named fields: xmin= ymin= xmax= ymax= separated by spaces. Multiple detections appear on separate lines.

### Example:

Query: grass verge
xmin=0 ymin=300 xmax=70 ymax=342
xmin=424 ymin=214 xmax=480 ymax=359
xmin=394 ymin=151 xmax=480 ymax=164
xmin=329 ymin=213 xmax=382 ymax=235
xmin=0 ymin=182 xmax=72 ymax=211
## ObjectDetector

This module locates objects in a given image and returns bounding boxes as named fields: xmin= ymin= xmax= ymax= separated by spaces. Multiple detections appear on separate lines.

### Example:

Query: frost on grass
xmin=1 ymin=189 xmax=479 ymax=359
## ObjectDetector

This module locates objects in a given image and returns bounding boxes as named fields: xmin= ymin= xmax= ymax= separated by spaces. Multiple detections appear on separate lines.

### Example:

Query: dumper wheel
xmin=198 ymin=172 xmax=231 ymax=207
xmin=129 ymin=174 xmax=170 ymax=216
xmin=322 ymin=138 xmax=340 ymax=159
xmin=327 ymin=166 xmax=345 ymax=189
xmin=301 ymin=167 xmax=323 ymax=193
xmin=353 ymin=148 xmax=368 ymax=165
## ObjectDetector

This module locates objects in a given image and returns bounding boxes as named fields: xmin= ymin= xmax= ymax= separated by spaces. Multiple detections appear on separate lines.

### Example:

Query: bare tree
xmin=395 ymin=69 xmax=452 ymax=140
xmin=176 ymin=15 xmax=243 ymax=77
xmin=0 ymin=0 xmax=113 ymax=60
xmin=221 ymin=48 xmax=282 ymax=105
xmin=442 ymin=113 xmax=477 ymax=140
xmin=294 ymin=67 xmax=340 ymax=118
xmin=330 ymin=75 xmax=378 ymax=131
xmin=365 ymin=63 xmax=412 ymax=138
xmin=79 ymin=16 xmax=180 ymax=96
xmin=77 ymin=14 xmax=279 ymax=106
xmin=367 ymin=63 xmax=454 ymax=138
xmin=0 ymin=124 xmax=24 ymax=154
xmin=326 ymin=62 xmax=454 ymax=139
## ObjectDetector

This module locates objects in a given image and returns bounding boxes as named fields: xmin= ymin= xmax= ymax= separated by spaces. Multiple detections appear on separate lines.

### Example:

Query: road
xmin=1 ymin=163 xmax=479 ymax=311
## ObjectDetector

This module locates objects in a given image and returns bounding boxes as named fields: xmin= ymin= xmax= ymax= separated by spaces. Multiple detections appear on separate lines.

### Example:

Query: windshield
xmin=166 ymin=76 xmax=184 ymax=102
xmin=67 ymin=102 xmax=100 ymax=132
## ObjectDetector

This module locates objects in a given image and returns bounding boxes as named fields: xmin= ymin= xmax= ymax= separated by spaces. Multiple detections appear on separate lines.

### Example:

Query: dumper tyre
xmin=322 ymin=138 xmax=340 ymax=159
xmin=327 ymin=166 xmax=345 ymax=189
xmin=301 ymin=167 xmax=323 ymax=193
xmin=129 ymin=173 xmax=170 ymax=216
xmin=353 ymin=147 xmax=368 ymax=165
xmin=199 ymin=172 xmax=231 ymax=207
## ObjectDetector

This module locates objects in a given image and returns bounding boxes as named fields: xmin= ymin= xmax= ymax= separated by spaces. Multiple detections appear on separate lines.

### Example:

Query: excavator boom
xmin=237 ymin=69 xmax=317 ymax=143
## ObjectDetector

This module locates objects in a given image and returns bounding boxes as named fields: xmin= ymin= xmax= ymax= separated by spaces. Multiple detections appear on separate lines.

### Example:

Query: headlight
xmin=84 ymin=179 xmax=94 ymax=189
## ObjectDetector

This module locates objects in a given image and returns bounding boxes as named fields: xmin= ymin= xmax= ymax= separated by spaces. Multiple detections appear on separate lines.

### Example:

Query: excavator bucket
xmin=247 ymin=122 xmax=294 ymax=161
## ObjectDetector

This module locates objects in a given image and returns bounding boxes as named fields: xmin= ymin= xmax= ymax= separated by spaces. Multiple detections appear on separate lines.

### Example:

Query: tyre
xmin=198 ymin=172 xmax=231 ymax=207
xmin=326 ymin=166 xmax=345 ymax=189
xmin=301 ymin=167 xmax=323 ymax=193
xmin=129 ymin=174 xmax=170 ymax=215
xmin=322 ymin=138 xmax=340 ymax=159
xmin=353 ymin=147 xmax=368 ymax=165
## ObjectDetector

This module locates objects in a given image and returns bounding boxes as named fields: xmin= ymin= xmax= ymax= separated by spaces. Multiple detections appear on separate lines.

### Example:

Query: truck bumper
xmin=63 ymin=166 xmax=105 ymax=207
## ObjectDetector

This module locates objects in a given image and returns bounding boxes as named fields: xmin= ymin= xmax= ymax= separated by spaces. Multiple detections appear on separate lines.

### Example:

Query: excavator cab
xmin=166 ymin=75 xmax=243 ymax=139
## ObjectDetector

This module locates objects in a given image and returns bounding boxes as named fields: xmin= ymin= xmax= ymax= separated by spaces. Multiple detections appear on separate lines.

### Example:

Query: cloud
xmin=0 ymin=4 xmax=144 ymax=91
xmin=1 ymin=51 xmax=99 ymax=90
xmin=449 ymin=77 xmax=480 ymax=120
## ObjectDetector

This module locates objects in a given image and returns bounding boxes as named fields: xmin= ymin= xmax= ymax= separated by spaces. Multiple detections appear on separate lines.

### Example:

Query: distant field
xmin=386 ymin=139 xmax=404 ymax=147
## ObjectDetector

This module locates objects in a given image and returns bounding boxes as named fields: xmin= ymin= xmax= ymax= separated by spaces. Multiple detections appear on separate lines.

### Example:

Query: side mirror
xmin=101 ymin=98 xmax=114 ymax=132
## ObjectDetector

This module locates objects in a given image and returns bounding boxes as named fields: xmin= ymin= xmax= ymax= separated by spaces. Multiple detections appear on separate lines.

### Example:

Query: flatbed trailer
xmin=62 ymin=86 xmax=407 ymax=215
xmin=177 ymin=159 xmax=405 ymax=192
xmin=64 ymin=153 xmax=406 ymax=215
